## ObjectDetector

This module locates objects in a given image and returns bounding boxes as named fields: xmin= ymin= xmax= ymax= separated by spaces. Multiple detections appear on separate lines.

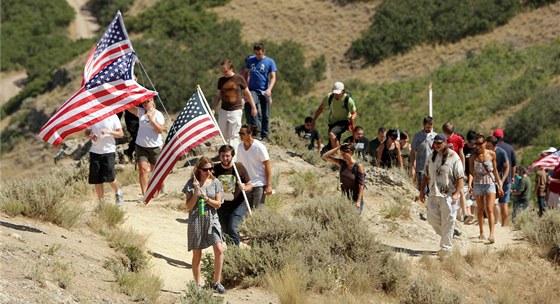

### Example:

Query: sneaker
xmin=116 ymin=190 xmax=124 ymax=207
xmin=213 ymin=282 xmax=226 ymax=294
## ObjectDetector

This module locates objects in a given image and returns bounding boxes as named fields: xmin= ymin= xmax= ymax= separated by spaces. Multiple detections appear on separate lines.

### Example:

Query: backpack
xmin=328 ymin=92 xmax=352 ymax=112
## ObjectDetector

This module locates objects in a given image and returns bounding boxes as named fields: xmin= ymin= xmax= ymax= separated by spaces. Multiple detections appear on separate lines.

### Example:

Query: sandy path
xmin=0 ymin=71 xmax=27 ymax=106
xmin=66 ymin=0 xmax=99 ymax=40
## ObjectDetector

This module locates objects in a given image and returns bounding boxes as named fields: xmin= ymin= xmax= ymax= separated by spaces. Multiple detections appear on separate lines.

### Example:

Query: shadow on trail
xmin=0 ymin=220 xmax=45 ymax=234
xmin=151 ymin=251 xmax=192 ymax=269
xmin=385 ymin=245 xmax=437 ymax=256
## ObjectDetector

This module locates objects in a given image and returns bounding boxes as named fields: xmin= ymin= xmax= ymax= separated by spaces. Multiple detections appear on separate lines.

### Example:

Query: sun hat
xmin=332 ymin=82 xmax=344 ymax=94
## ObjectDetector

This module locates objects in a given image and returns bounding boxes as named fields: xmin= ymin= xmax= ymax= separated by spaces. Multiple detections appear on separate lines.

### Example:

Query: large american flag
xmin=39 ymin=11 xmax=156 ymax=146
xmin=83 ymin=11 xmax=133 ymax=85
xmin=528 ymin=151 xmax=560 ymax=173
xmin=143 ymin=89 xmax=220 ymax=204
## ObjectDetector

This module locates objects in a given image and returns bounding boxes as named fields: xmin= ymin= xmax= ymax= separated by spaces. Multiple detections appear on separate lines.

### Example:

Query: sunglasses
xmin=433 ymin=141 xmax=444 ymax=145
xmin=475 ymin=142 xmax=485 ymax=145
xmin=200 ymin=167 xmax=213 ymax=172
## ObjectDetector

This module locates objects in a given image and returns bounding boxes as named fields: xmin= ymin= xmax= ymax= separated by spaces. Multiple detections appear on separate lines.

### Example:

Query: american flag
xmin=39 ymin=52 xmax=156 ymax=146
xmin=83 ymin=11 xmax=133 ymax=85
xmin=39 ymin=11 xmax=156 ymax=146
xmin=143 ymin=89 xmax=220 ymax=204
xmin=528 ymin=151 xmax=560 ymax=173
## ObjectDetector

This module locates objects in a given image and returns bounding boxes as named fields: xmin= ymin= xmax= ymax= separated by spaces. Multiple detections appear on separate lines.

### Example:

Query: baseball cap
xmin=542 ymin=147 xmax=557 ymax=154
xmin=332 ymin=82 xmax=344 ymax=94
xmin=434 ymin=134 xmax=447 ymax=142
xmin=493 ymin=129 xmax=504 ymax=138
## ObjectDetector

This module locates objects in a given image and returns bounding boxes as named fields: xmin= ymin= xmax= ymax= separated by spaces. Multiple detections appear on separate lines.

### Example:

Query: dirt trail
xmin=66 ymin=0 xmax=99 ymax=40
xmin=0 ymin=71 xmax=27 ymax=106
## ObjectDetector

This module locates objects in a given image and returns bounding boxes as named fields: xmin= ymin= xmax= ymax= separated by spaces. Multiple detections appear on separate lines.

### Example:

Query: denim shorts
xmin=473 ymin=183 xmax=496 ymax=196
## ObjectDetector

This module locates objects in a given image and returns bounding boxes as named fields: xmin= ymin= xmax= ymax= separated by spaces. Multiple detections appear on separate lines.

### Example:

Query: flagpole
xmin=429 ymin=82 xmax=433 ymax=117
xmin=196 ymin=86 xmax=253 ymax=216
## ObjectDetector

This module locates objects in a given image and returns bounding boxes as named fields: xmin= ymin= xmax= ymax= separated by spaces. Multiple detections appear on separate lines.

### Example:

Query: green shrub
xmin=87 ymin=0 xmax=134 ymax=26
xmin=95 ymin=203 xmax=125 ymax=227
xmin=107 ymin=228 xmax=149 ymax=272
xmin=0 ymin=168 xmax=87 ymax=228
xmin=222 ymin=195 xmax=410 ymax=295
xmin=350 ymin=0 xmax=519 ymax=64
xmin=519 ymin=210 xmax=560 ymax=264
xmin=105 ymin=259 xmax=163 ymax=303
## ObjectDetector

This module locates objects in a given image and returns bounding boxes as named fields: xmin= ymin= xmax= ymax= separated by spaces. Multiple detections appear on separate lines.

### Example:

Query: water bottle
xmin=198 ymin=197 xmax=206 ymax=215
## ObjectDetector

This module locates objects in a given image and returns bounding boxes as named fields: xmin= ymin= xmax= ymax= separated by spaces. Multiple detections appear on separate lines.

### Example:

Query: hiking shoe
xmin=116 ymin=190 xmax=124 ymax=207
xmin=213 ymin=283 xmax=226 ymax=294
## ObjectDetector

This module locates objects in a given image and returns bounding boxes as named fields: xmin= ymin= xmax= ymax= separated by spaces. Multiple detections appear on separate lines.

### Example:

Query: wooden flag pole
xmin=197 ymin=86 xmax=253 ymax=216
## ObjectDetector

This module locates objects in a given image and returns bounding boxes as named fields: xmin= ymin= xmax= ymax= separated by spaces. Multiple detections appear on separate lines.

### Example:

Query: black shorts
xmin=328 ymin=121 xmax=350 ymax=140
xmin=89 ymin=152 xmax=116 ymax=184
xmin=135 ymin=144 xmax=161 ymax=165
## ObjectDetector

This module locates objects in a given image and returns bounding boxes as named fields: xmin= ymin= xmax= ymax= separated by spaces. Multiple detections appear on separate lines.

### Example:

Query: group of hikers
xmin=79 ymin=41 xmax=560 ymax=291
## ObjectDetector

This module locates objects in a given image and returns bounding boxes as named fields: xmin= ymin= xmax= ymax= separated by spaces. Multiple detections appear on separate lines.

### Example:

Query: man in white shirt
xmin=85 ymin=114 xmax=124 ymax=206
xmin=237 ymin=124 xmax=272 ymax=209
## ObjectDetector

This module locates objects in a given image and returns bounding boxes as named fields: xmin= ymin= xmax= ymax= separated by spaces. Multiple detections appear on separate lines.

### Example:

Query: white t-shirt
xmin=237 ymin=140 xmax=270 ymax=187
xmin=135 ymin=107 xmax=164 ymax=148
xmin=89 ymin=115 xmax=122 ymax=154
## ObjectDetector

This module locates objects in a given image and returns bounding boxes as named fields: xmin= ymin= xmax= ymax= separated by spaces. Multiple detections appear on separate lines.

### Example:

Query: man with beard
xmin=213 ymin=145 xmax=252 ymax=246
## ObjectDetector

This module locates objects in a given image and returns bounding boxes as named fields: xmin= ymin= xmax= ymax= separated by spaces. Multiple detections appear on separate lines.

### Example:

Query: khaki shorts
xmin=135 ymin=145 xmax=161 ymax=165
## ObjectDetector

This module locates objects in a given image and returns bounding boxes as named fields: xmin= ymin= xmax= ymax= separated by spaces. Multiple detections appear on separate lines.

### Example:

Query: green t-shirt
xmin=321 ymin=93 xmax=357 ymax=124
xmin=516 ymin=176 xmax=532 ymax=205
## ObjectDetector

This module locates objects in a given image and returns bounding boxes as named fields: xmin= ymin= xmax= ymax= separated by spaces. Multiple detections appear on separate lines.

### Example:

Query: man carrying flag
xmin=143 ymin=89 xmax=220 ymax=204
xmin=39 ymin=11 xmax=155 ymax=146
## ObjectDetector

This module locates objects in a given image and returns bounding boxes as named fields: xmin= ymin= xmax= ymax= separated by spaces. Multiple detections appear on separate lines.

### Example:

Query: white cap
xmin=542 ymin=147 xmax=557 ymax=154
xmin=332 ymin=82 xmax=344 ymax=94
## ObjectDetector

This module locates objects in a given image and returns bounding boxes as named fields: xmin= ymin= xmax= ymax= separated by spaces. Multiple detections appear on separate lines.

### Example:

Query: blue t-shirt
xmin=497 ymin=140 xmax=517 ymax=181
xmin=246 ymin=55 xmax=277 ymax=91
xmin=495 ymin=146 xmax=510 ymax=185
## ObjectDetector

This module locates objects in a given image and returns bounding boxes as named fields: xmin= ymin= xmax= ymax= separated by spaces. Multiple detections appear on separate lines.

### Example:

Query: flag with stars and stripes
xmin=39 ymin=52 xmax=156 ymax=146
xmin=38 ymin=11 xmax=156 ymax=146
xmin=82 ymin=11 xmax=133 ymax=85
xmin=528 ymin=151 xmax=560 ymax=173
xmin=143 ymin=89 xmax=220 ymax=204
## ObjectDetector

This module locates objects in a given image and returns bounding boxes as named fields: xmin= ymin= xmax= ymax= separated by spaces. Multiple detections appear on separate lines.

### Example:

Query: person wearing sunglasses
xmin=419 ymin=134 xmax=464 ymax=254
xmin=468 ymin=134 xmax=503 ymax=244
xmin=183 ymin=156 xmax=226 ymax=293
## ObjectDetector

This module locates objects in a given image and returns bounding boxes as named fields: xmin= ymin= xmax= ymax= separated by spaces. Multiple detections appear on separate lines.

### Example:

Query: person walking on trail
xmin=212 ymin=59 xmax=257 ymax=152
xmin=512 ymin=166 xmax=531 ymax=222
xmin=410 ymin=116 xmax=437 ymax=191
xmin=419 ymin=134 xmax=464 ymax=254
xmin=486 ymin=136 xmax=510 ymax=227
xmin=127 ymin=97 xmax=165 ymax=197
xmin=182 ymin=156 xmax=226 ymax=294
xmin=243 ymin=43 xmax=277 ymax=141
xmin=493 ymin=129 xmax=516 ymax=212
xmin=311 ymin=81 xmax=358 ymax=150
xmin=343 ymin=125 xmax=369 ymax=161
xmin=213 ymin=145 xmax=252 ymax=246
xmin=366 ymin=127 xmax=386 ymax=166
xmin=237 ymin=124 xmax=272 ymax=209
xmin=85 ymin=114 xmax=124 ymax=206
xmin=322 ymin=143 xmax=365 ymax=213
xmin=468 ymin=134 xmax=503 ymax=244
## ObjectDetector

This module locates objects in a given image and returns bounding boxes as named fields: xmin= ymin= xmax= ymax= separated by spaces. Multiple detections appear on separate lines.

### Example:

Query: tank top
xmin=472 ymin=153 xmax=495 ymax=184
xmin=380 ymin=141 xmax=398 ymax=168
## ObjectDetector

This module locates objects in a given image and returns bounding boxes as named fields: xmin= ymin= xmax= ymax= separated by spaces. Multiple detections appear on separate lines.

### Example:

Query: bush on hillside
xmin=86 ymin=0 xmax=134 ymax=26
xmin=0 ymin=167 xmax=88 ymax=228
xmin=505 ymin=85 xmax=560 ymax=146
xmin=518 ymin=210 xmax=560 ymax=264
xmin=350 ymin=0 xmax=519 ymax=64
xmin=221 ymin=196 xmax=410 ymax=295
xmin=128 ymin=0 xmax=324 ymax=112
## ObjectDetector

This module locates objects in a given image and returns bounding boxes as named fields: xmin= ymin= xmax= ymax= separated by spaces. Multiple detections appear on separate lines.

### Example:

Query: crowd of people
xmin=80 ymin=42 xmax=560 ymax=289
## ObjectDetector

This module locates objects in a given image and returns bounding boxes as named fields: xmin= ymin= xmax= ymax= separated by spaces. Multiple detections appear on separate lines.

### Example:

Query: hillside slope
xmin=212 ymin=1 xmax=560 ymax=90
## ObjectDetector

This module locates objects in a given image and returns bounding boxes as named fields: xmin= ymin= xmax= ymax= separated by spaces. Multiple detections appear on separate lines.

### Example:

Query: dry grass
xmin=267 ymin=263 xmax=308 ymax=304
xmin=104 ymin=259 xmax=162 ymax=303
xmin=380 ymin=198 xmax=411 ymax=220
